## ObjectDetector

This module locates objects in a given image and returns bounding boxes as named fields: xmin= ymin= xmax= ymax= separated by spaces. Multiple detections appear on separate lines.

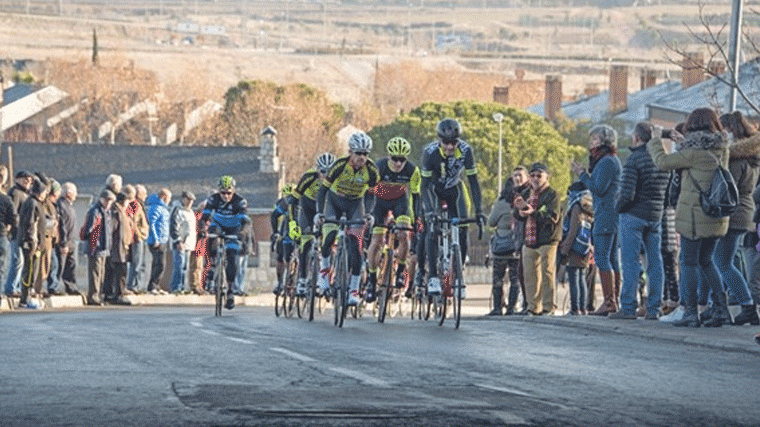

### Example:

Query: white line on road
xmin=226 ymin=337 xmax=256 ymax=344
xmin=329 ymin=367 xmax=390 ymax=388
xmin=269 ymin=347 xmax=316 ymax=362
xmin=474 ymin=383 xmax=534 ymax=397
xmin=190 ymin=321 xmax=203 ymax=328
xmin=199 ymin=329 xmax=220 ymax=336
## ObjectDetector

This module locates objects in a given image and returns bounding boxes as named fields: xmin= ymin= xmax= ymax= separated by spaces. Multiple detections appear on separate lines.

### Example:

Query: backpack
xmin=562 ymin=189 xmax=592 ymax=256
xmin=688 ymin=152 xmax=739 ymax=219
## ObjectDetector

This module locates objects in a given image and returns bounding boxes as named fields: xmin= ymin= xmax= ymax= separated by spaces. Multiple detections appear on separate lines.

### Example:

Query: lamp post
xmin=492 ymin=112 xmax=504 ymax=191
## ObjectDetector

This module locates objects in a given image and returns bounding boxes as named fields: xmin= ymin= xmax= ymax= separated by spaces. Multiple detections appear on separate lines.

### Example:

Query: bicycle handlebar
xmin=373 ymin=222 xmax=415 ymax=232
xmin=428 ymin=215 xmax=484 ymax=240
xmin=207 ymin=233 xmax=240 ymax=240
xmin=322 ymin=217 xmax=369 ymax=227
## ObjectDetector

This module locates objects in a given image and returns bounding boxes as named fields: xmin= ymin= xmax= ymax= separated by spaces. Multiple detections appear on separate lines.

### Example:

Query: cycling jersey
xmin=420 ymin=140 xmax=477 ymax=193
xmin=294 ymin=168 xmax=322 ymax=203
xmin=373 ymin=158 xmax=421 ymax=201
xmin=201 ymin=193 xmax=249 ymax=232
xmin=324 ymin=156 xmax=379 ymax=200
xmin=271 ymin=197 xmax=296 ymax=263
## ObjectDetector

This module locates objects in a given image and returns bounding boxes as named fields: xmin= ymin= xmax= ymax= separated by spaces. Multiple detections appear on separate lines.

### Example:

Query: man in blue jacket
xmin=146 ymin=188 xmax=171 ymax=295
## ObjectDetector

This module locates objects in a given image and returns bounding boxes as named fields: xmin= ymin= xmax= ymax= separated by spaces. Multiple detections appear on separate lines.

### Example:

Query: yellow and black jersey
xmin=324 ymin=156 xmax=379 ymax=199
xmin=294 ymin=168 xmax=322 ymax=202
xmin=373 ymin=157 xmax=421 ymax=201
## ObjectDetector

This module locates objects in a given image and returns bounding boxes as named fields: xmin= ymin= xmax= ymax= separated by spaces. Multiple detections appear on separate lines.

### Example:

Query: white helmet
xmin=316 ymin=152 xmax=336 ymax=173
xmin=348 ymin=131 xmax=372 ymax=152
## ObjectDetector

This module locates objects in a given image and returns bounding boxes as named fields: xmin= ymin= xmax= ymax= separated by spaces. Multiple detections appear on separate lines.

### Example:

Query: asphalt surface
xmin=1 ymin=305 xmax=759 ymax=427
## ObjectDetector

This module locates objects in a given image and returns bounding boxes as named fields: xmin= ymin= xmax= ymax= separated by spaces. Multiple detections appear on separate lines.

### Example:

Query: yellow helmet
xmin=386 ymin=136 xmax=411 ymax=157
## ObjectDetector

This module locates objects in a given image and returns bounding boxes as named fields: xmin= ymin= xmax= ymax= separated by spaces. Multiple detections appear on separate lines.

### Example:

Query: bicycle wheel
xmin=332 ymin=246 xmax=343 ymax=326
xmin=214 ymin=254 xmax=225 ymax=317
xmin=337 ymin=245 xmax=350 ymax=328
xmin=377 ymin=249 xmax=393 ymax=323
xmin=452 ymin=248 xmax=464 ymax=329
xmin=284 ymin=258 xmax=297 ymax=318
xmin=410 ymin=289 xmax=418 ymax=320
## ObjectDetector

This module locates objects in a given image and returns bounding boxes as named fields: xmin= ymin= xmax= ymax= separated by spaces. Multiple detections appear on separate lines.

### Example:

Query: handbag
xmin=490 ymin=231 xmax=515 ymax=256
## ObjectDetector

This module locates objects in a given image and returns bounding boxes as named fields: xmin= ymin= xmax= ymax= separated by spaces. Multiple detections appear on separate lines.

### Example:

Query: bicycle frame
xmin=374 ymin=220 xmax=414 ymax=323
xmin=208 ymin=233 xmax=238 ymax=317
xmin=321 ymin=215 xmax=367 ymax=328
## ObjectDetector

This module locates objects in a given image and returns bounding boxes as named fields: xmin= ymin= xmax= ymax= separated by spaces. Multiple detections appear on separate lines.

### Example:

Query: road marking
xmin=329 ymin=367 xmax=390 ymax=387
xmin=474 ymin=383 xmax=534 ymax=397
xmin=269 ymin=347 xmax=316 ymax=362
xmin=199 ymin=329 xmax=220 ymax=336
xmin=190 ymin=321 xmax=203 ymax=328
xmin=226 ymin=337 xmax=256 ymax=344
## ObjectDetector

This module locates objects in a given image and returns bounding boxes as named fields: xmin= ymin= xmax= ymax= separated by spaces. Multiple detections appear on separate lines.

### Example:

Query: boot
xmin=702 ymin=290 xmax=730 ymax=327
xmin=733 ymin=304 xmax=760 ymax=326
xmin=590 ymin=271 xmax=616 ymax=316
xmin=505 ymin=286 xmax=519 ymax=315
xmin=673 ymin=305 xmax=700 ymax=327
xmin=489 ymin=285 xmax=504 ymax=315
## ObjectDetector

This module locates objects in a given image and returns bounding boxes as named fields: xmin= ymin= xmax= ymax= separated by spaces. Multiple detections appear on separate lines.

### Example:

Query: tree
xmin=368 ymin=100 xmax=585 ymax=207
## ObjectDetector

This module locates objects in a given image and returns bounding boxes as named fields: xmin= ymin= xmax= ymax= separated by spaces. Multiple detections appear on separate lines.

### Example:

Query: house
xmin=1 ymin=83 xmax=71 ymax=141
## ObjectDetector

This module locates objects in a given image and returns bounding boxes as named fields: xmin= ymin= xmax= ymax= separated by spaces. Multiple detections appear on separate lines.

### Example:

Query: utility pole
xmin=727 ymin=0 xmax=744 ymax=112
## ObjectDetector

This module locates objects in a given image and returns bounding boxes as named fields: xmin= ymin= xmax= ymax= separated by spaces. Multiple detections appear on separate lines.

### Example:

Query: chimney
xmin=681 ymin=52 xmax=704 ymax=88
xmin=493 ymin=86 xmax=509 ymax=105
xmin=609 ymin=65 xmax=628 ymax=114
xmin=708 ymin=60 xmax=726 ymax=76
xmin=259 ymin=125 xmax=280 ymax=173
xmin=584 ymin=83 xmax=600 ymax=98
xmin=640 ymin=68 xmax=657 ymax=90
xmin=544 ymin=74 xmax=562 ymax=122
xmin=514 ymin=69 xmax=525 ymax=80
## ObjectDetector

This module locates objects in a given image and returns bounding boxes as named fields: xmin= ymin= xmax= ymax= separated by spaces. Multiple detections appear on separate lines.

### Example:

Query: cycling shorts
xmin=371 ymin=194 xmax=411 ymax=235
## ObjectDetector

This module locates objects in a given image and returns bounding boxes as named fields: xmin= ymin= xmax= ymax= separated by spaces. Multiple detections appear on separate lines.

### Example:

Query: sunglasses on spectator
xmin=353 ymin=151 xmax=369 ymax=157
xmin=220 ymin=191 xmax=233 ymax=195
xmin=442 ymin=140 xmax=457 ymax=146
xmin=530 ymin=173 xmax=544 ymax=178
xmin=391 ymin=156 xmax=407 ymax=163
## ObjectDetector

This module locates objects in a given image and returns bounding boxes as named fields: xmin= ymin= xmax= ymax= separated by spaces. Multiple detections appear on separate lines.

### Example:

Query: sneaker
xmin=225 ymin=294 xmax=235 ymax=310
xmin=395 ymin=270 xmax=406 ymax=289
xmin=20 ymin=300 xmax=39 ymax=309
xmin=427 ymin=277 xmax=441 ymax=295
xmin=659 ymin=305 xmax=685 ymax=323
xmin=295 ymin=279 xmax=307 ymax=297
xmin=317 ymin=268 xmax=330 ymax=295
xmin=365 ymin=281 xmax=377 ymax=303
xmin=347 ymin=289 xmax=360 ymax=306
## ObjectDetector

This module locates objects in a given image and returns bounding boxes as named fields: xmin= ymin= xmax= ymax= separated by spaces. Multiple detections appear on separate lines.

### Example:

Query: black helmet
xmin=436 ymin=118 xmax=461 ymax=143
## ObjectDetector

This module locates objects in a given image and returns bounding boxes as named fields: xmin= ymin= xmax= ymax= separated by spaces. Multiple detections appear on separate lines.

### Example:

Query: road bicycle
xmin=410 ymin=272 xmax=431 ymax=321
xmin=275 ymin=239 xmax=300 ymax=318
xmin=304 ymin=226 xmax=324 ymax=322
xmin=208 ymin=232 xmax=239 ymax=317
xmin=374 ymin=220 xmax=414 ymax=323
xmin=321 ymin=215 xmax=368 ymax=328
xmin=428 ymin=204 xmax=482 ymax=329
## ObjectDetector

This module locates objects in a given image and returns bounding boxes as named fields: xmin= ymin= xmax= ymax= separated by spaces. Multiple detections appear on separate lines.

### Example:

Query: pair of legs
xmin=619 ymin=213 xmax=663 ymax=316
xmin=366 ymin=195 xmax=412 ymax=301
xmin=425 ymin=190 xmax=468 ymax=294
xmin=319 ymin=192 xmax=365 ymax=304
xmin=206 ymin=225 xmax=240 ymax=309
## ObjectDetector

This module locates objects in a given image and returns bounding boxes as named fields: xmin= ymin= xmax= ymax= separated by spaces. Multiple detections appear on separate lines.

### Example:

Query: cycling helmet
xmin=281 ymin=183 xmax=295 ymax=197
xmin=386 ymin=137 xmax=411 ymax=157
xmin=348 ymin=131 xmax=373 ymax=152
xmin=316 ymin=152 xmax=336 ymax=173
xmin=436 ymin=118 xmax=461 ymax=143
xmin=218 ymin=175 xmax=236 ymax=191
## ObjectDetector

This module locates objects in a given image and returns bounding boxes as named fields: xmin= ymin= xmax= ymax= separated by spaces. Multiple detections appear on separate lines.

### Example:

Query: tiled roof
xmin=1 ymin=143 xmax=279 ymax=210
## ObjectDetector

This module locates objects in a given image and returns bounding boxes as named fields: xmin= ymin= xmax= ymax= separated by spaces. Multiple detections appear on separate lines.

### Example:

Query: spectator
xmin=661 ymin=172 xmax=680 ymax=316
xmin=648 ymin=107 xmax=730 ymax=327
xmin=746 ymin=185 xmax=760 ymax=321
xmin=559 ymin=182 xmax=594 ymax=315
xmin=18 ymin=177 xmax=48 ymax=309
xmin=0 ymin=165 xmax=17 ymax=296
xmin=235 ymin=217 xmax=253 ymax=296
xmin=706 ymin=111 xmax=760 ymax=326
xmin=104 ymin=192 xmax=133 ymax=305
xmin=105 ymin=174 xmax=123 ymax=199
xmin=511 ymin=166 xmax=530 ymax=314
xmin=146 ymin=188 xmax=171 ymax=295
xmin=51 ymin=182 xmax=79 ymax=295
xmin=125 ymin=184 xmax=149 ymax=294
xmin=571 ymin=124 xmax=623 ymax=316
xmin=4 ymin=170 xmax=33 ymax=298
xmin=514 ymin=163 xmax=561 ymax=315
xmin=40 ymin=179 xmax=60 ymax=296
xmin=82 ymin=190 xmax=115 ymax=306
xmin=169 ymin=191 xmax=196 ymax=294
xmin=610 ymin=122 xmax=670 ymax=320
xmin=487 ymin=178 xmax=520 ymax=316
xmin=189 ymin=201 xmax=209 ymax=295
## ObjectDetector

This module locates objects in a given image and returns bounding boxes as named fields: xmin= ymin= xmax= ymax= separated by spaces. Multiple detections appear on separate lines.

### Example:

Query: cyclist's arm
xmin=316 ymin=185 xmax=328 ymax=214
xmin=286 ymin=195 xmax=298 ymax=220
xmin=467 ymin=173 xmax=483 ymax=215
xmin=410 ymin=166 xmax=421 ymax=220
xmin=270 ymin=202 xmax=284 ymax=233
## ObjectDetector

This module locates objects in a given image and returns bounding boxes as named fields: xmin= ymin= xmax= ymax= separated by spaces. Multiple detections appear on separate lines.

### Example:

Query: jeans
xmin=592 ymin=230 xmax=620 ymax=272
xmin=715 ymin=229 xmax=753 ymax=305
xmin=0 ymin=235 xmax=10 ymax=294
xmin=170 ymin=248 xmax=190 ymax=293
xmin=741 ymin=246 xmax=760 ymax=306
xmin=47 ymin=246 xmax=62 ymax=293
xmin=680 ymin=236 xmax=720 ymax=309
xmin=148 ymin=243 xmax=167 ymax=292
xmin=234 ymin=254 xmax=248 ymax=295
xmin=4 ymin=239 xmax=23 ymax=295
xmin=620 ymin=213 xmax=664 ymax=315
xmin=126 ymin=240 xmax=146 ymax=292
xmin=566 ymin=266 xmax=587 ymax=313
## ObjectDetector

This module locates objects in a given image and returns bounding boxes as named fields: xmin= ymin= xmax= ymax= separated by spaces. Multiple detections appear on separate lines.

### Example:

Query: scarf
xmin=588 ymin=145 xmax=617 ymax=173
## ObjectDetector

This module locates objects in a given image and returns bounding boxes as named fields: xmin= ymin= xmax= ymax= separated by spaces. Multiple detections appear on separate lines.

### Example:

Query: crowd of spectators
xmin=0 ymin=172 xmax=252 ymax=309
xmin=490 ymin=108 xmax=760 ymax=330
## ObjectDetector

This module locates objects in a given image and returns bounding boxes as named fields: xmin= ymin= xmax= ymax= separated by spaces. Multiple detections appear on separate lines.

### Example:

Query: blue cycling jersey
xmin=201 ymin=193 xmax=249 ymax=231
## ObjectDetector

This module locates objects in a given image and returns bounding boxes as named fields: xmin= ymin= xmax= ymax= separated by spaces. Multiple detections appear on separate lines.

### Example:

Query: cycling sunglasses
xmin=220 ymin=190 xmax=233 ymax=195
xmin=353 ymin=151 xmax=369 ymax=157
xmin=391 ymin=156 xmax=407 ymax=163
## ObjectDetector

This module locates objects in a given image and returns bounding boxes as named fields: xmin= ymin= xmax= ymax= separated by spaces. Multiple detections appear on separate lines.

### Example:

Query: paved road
xmin=1 ymin=306 xmax=758 ymax=426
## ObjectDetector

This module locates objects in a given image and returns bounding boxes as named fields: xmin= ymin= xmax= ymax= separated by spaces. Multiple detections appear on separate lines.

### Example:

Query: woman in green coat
xmin=647 ymin=107 xmax=730 ymax=327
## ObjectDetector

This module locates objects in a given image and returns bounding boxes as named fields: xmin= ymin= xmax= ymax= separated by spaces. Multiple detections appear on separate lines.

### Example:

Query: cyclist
xmin=271 ymin=183 xmax=298 ymax=295
xmin=200 ymin=176 xmax=249 ymax=310
xmin=421 ymin=118 xmax=485 ymax=296
xmin=316 ymin=131 xmax=378 ymax=306
xmin=292 ymin=153 xmax=336 ymax=296
xmin=364 ymin=137 xmax=420 ymax=303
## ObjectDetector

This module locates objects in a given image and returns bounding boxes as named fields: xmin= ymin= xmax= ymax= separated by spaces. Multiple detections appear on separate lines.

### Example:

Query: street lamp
xmin=492 ymin=112 xmax=504 ymax=191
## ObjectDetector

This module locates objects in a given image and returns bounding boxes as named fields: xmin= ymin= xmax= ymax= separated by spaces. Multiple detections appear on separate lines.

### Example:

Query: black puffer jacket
xmin=616 ymin=144 xmax=670 ymax=222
